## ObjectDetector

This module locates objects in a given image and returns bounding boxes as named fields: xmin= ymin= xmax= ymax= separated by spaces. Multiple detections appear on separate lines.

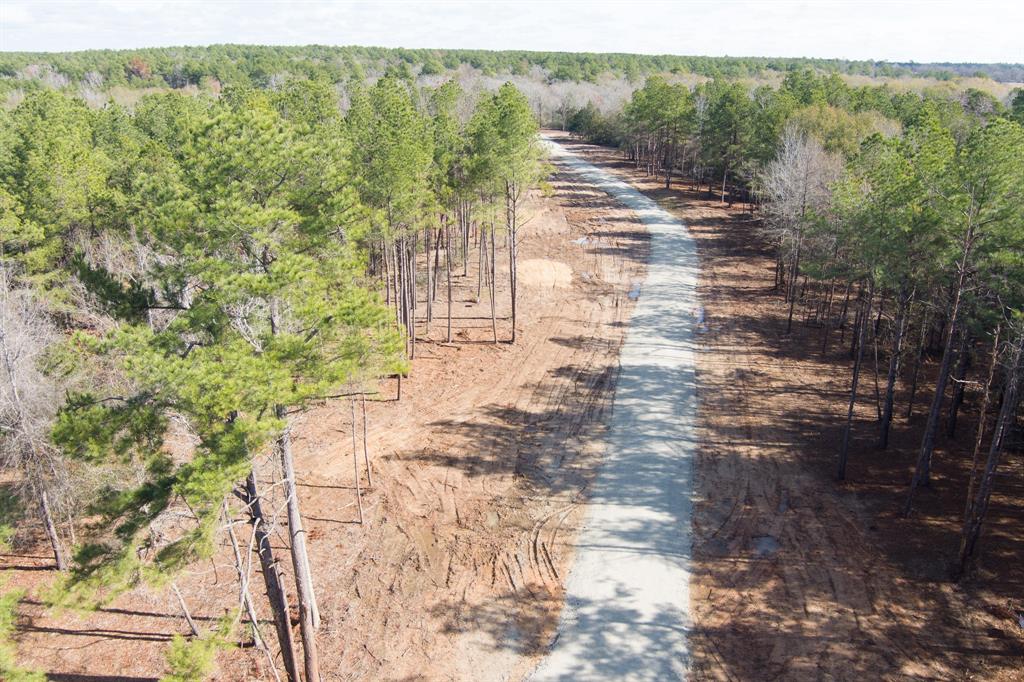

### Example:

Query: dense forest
xmin=1 ymin=42 xmax=1023 ymax=680
xmin=567 ymin=66 xmax=1024 ymax=578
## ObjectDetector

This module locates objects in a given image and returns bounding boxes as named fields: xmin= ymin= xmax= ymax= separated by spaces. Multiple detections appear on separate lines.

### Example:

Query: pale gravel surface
xmin=531 ymin=138 xmax=698 ymax=681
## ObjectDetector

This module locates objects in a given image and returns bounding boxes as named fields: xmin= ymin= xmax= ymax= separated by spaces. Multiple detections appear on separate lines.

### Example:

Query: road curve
xmin=531 ymin=138 xmax=698 ymax=681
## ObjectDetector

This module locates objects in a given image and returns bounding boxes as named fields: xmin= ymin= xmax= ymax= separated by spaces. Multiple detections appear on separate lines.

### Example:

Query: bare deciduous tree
xmin=759 ymin=125 xmax=844 ymax=333
xmin=0 ymin=268 xmax=71 ymax=570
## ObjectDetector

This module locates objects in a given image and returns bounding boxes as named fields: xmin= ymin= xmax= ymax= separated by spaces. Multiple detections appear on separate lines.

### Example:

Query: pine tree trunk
xmin=401 ymin=239 xmax=410 ymax=358
xmin=820 ymin=277 xmax=838 ymax=354
xmin=383 ymin=239 xmax=391 ymax=308
xmin=664 ymin=143 xmax=672 ymax=188
xmin=446 ymin=221 xmax=453 ymax=343
xmin=838 ymin=281 xmax=852 ymax=346
xmin=276 ymin=409 xmax=322 ymax=681
xmin=432 ymin=225 xmax=442 ymax=303
xmin=850 ymin=287 xmax=863 ymax=360
xmin=838 ymin=280 xmax=873 ymax=480
xmin=785 ymin=235 xmax=802 ymax=334
xmin=947 ymin=332 xmax=971 ymax=439
xmin=906 ymin=310 xmax=930 ymax=419
xmin=507 ymin=184 xmax=518 ymax=344
xmin=405 ymin=240 xmax=413 ymax=351
xmin=243 ymin=473 xmax=300 ymax=682
xmin=171 ymin=582 xmax=200 ymax=637
xmin=878 ymin=290 xmax=911 ymax=449
xmin=477 ymin=225 xmax=485 ymax=301
xmin=905 ymin=248 xmax=971 ymax=515
xmin=872 ymin=303 xmax=883 ymax=421
xmin=396 ymin=240 xmax=404 ymax=329
xmin=958 ymin=324 xmax=1001 ymax=565
xmin=265 ymin=293 xmax=318 ymax=677
xmin=956 ymin=332 xmax=1023 ymax=577
xmin=350 ymin=400 xmax=363 ymax=525
xmin=361 ymin=393 xmax=372 ymax=488
xmin=424 ymin=227 xmax=432 ymax=331
xmin=408 ymin=238 xmax=417 ymax=360
xmin=39 ymin=488 xmax=67 ymax=571
xmin=391 ymin=241 xmax=401 ymax=329
xmin=463 ymin=202 xmax=470 ymax=277
xmin=223 ymin=502 xmax=266 ymax=651
xmin=490 ymin=223 xmax=498 ymax=344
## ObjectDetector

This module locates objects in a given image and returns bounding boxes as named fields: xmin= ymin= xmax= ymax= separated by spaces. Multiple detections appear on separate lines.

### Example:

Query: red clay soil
xmin=562 ymin=135 xmax=1024 ymax=681
xmin=4 ymin=143 xmax=648 ymax=681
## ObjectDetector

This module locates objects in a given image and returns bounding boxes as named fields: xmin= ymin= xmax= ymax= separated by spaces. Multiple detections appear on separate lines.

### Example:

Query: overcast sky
xmin=2 ymin=1 xmax=1022 ymax=64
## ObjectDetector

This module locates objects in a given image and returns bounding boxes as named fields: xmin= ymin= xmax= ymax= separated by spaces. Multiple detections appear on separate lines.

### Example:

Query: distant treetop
xmin=1 ymin=44 xmax=1021 ymax=94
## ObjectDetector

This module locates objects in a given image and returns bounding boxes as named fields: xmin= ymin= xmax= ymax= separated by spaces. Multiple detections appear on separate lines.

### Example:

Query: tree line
xmin=570 ymin=68 xmax=1024 ymax=578
xmin=3 ymin=44 xmax=1021 ymax=98
xmin=0 ymin=76 xmax=542 ymax=681
xmin=569 ymin=68 xmax=1024 ymax=203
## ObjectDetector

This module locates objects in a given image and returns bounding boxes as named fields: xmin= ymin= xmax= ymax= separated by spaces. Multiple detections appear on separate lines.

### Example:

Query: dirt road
xmin=531 ymin=138 xmax=698 ymax=681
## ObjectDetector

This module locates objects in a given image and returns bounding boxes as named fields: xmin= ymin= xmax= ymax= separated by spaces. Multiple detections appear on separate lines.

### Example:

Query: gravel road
xmin=531 ymin=138 xmax=698 ymax=681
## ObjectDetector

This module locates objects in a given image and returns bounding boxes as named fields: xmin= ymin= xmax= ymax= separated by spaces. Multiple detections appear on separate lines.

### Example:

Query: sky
xmin=1 ymin=0 xmax=1022 ymax=64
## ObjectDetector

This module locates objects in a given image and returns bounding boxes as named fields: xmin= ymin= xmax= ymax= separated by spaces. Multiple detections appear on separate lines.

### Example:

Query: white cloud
xmin=0 ymin=0 xmax=1021 ymax=64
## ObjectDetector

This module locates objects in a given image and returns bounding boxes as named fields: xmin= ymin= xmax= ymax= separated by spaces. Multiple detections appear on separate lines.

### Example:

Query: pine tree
xmin=429 ymin=80 xmax=466 ymax=343
xmin=466 ymin=83 xmax=543 ymax=342
xmin=52 ymin=93 xmax=403 ymax=682
xmin=840 ymin=133 xmax=943 ymax=450
xmin=348 ymin=75 xmax=434 ymax=358
xmin=701 ymin=81 xmax=756 ymax=203
xmin=1 ymin=92 xmax=109 ymax=297
xmin=906 ymin=116 xmax=1024 ymax=514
